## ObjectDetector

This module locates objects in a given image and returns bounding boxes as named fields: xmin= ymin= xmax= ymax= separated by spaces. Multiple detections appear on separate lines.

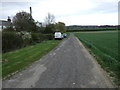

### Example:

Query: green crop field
xmin=75 ymin=31 xmax=120 ymax=85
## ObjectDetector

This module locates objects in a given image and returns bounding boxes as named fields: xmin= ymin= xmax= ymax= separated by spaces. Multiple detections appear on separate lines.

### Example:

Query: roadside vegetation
xmin=67 ymin=25 xmax=117 ymax=32
xmin=2 ymin=11 xmax=67 ymax=78
xmin=3 ymin=12 xmax=66 ymax=53
xmin=75 ymin=31 xmax=120 ymax=86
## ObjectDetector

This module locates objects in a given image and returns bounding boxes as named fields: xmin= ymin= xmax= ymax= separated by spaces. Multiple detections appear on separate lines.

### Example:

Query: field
xmin=2 ymin=40 xmax=60 ymax=78
xmin=75 ymin=31 xmax=120 ymax=85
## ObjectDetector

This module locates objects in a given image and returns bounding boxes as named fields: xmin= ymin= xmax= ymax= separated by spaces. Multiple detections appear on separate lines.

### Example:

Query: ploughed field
xmin=75 ymin=31 xmax=120 ymax=85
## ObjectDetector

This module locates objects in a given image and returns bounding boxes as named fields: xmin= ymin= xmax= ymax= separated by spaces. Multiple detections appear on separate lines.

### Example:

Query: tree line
xmin=4 ymin=11 xmax=66 ymax=33
xmin=3 ymin=11 xmax=66 ymax=53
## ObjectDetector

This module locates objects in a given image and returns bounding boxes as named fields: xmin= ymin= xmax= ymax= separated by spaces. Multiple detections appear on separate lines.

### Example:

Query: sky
xmin=0 ymin=0 xmax=119 ymax=26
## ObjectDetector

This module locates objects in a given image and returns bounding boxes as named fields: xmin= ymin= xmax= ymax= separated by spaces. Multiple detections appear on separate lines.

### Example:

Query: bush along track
xmin=2 ymin=31 xmax=54 ymax=53
xmin=75 ymin=32 xmax=120 ymax=86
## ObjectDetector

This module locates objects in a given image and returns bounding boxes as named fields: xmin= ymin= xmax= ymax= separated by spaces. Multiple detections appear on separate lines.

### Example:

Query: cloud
xmin=1 ymin=2 xmax=31 ymax=19
xmin=0 ymin=0 xmax=118 ymax=25
xmin=57 ymin=12 xmax=117 ymax=25
xmin=30 ymin=0 xmax=96 ymax=22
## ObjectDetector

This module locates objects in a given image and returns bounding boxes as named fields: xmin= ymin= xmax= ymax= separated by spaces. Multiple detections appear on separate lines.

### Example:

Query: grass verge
xmin=74 ymin=32 xmax=120 ymax=86
xmin=2 ymin=40 xmax=61 ymax=78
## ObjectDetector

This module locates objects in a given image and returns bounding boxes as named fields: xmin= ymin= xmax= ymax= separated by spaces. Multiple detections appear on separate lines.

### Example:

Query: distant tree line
xmin=67 ymin=25 xmax=118 ymax=32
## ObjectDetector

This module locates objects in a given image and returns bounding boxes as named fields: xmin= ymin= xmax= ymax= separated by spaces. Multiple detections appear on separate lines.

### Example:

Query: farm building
xmin=0 ymin=17 xmax=12 ymax=30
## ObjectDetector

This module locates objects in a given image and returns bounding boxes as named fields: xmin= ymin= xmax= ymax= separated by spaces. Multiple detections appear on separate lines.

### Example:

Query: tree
xmin=44 ymin=13 xmax=56 ymax=33
xmin=13 ymin=11 xmax=37 ymax=32
xmin=44 ymin=13 xmax=55 ymax=25
xmin=44 ymin=24 xmax=55 ymax=34
xmin=44 ymin=13 xmax=66 ymax=34
xmin=55 ymin=22 xmax=66 ymax=33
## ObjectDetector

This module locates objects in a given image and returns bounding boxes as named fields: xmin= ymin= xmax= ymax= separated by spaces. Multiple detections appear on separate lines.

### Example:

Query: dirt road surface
xmin=3 ymin=33 xmax=114 ymax=88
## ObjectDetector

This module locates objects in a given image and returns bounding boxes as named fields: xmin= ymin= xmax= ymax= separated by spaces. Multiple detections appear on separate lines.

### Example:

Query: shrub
xmin=17 ymin=31 xmax=32 ymax=46
xmin=31 ymin=33 xmax=53 ymax=42
xmin=2 ymin=32 xmax=32 ymax=53
xmin=2 ymin=32 xmax=23 ymax=52
xmin=45 ymin=34 xmax=54 ymax=40
xmin=39 ymin=33 xmax=48 ymax=41
xmin=31 ymin=33 xmax=40 ymax=43
xmin=2 ymin=32 xmax=54 ymax=53
xmin=44 ymin=24 xmax=55 ymax=34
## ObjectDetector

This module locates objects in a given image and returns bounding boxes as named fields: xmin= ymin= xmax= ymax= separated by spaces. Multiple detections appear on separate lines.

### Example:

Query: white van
xmin=54 ymin=32 xmax=63 ymax=40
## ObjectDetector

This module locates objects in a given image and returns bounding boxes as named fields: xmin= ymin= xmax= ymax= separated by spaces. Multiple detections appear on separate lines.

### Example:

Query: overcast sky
xmin=0 ymin=0 xmax=119 ymax=26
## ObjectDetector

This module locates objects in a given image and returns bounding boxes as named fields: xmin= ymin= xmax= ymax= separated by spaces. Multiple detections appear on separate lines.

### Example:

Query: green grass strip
xmin=2 ymin=40 xmax=60 ymax=78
